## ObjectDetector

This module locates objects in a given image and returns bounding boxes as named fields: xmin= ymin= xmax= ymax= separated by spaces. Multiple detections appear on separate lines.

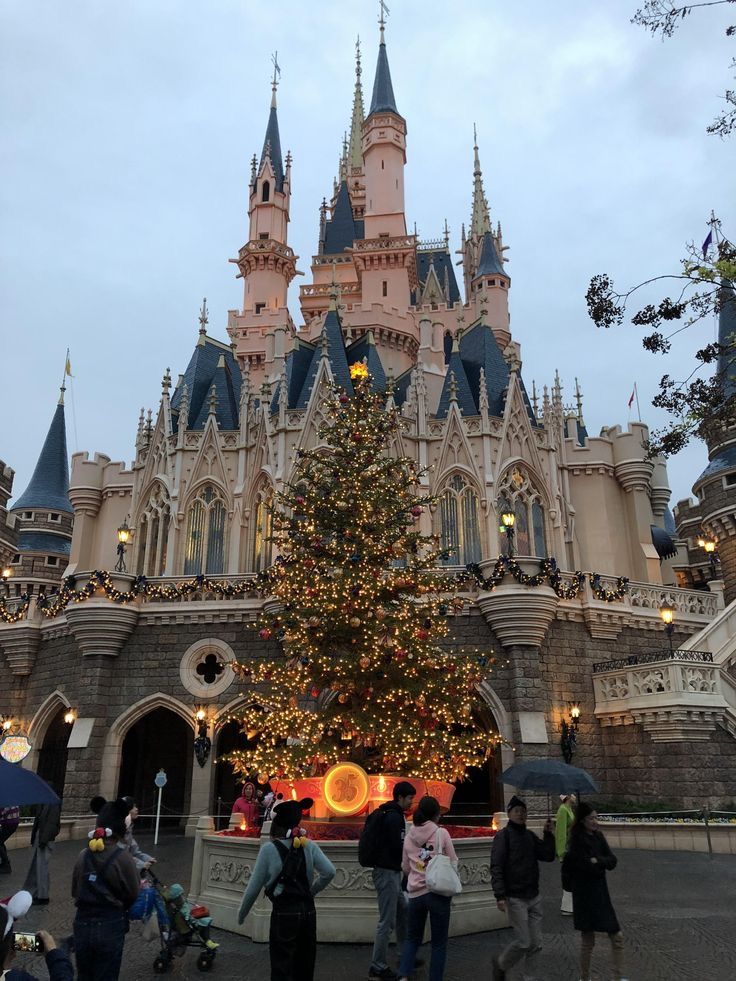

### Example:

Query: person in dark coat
xmin=22 ymin=802 xmax=61 ymax=904
xmin=561 ymin=802 xmax=628 ymax=981
xmin=490 ymin=795 xmax=555 ymax=981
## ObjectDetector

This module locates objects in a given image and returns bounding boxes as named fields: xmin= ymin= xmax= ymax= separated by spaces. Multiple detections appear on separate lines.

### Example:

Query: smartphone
xmin=13 ymin=932 xmax=42 ymax=953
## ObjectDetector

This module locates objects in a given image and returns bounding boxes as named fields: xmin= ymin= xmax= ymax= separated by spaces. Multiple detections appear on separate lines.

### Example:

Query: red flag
xmin=628 ymin=384 xmax=636 ymax=409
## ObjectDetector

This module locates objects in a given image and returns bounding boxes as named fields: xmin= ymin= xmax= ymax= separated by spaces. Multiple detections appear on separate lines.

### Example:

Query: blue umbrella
xmin=499 ymin=759 xmax=599 ymax=795
xmin=0 ymin=758 xmax=60 ymax=806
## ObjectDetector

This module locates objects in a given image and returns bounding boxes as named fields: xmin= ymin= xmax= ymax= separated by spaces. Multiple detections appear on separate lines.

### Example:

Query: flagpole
xmin=64 ymin=348 xmax=79 ymax=453
xmin=634 ymin=382 xmax=642 ymax=423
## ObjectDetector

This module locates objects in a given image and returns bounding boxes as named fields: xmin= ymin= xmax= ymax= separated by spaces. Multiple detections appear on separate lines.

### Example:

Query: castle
xmin=2 ymin=23 xmax=735 ymax=830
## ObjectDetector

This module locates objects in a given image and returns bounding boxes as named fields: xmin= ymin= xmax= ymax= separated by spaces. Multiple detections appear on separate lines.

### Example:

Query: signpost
xmin=153 ymin=769 xmax=167 ymax=845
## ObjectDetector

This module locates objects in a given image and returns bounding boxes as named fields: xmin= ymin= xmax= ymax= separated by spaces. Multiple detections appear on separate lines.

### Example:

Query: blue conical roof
xmin=323 ymin=181 xmax=360 ymax=254
xmin=12 ymin=399 xmax=72 ymax=514
xmin=260 ymin=105 xmax=285 ymax=191
xmin=369 ymin=41 xmax=398 ymax=116
xmin=475 ymin=231 xmax=507 ymax=280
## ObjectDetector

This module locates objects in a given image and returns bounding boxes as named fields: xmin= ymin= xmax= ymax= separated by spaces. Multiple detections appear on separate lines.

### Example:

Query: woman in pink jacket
xmin=399 ymin=796 xmax=458 ymax=981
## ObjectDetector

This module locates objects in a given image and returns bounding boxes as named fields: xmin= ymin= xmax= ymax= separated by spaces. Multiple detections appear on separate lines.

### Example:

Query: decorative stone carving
xmin=0 ymin=620 xmax=41 ymax=676
xmin=476 ymin=577 xmax=559 ymax=649
xmin=65 ymin=597 xmax=139 ymax=658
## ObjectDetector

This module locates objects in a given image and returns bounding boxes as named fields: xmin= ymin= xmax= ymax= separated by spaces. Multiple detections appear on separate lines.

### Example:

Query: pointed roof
xmin=369 ymin=37 xmax=399 ymax=116
xmin=413 ymin=249 xmax=461 ymax=305
xmin=323 ymin=181 xmax=361 ymax=254
xmin=470 ymin=131 xmax=491 ymax=238
xmin=436 ymin=344 xmax=478 ymax=418
xmin=12 ymin=393 xmax=72 ymax=514
xmin=296 ymin=306 xmax=354 ymax=408
xmin=474 ymin=230 xmax=508 ymax=280
xmin=171 ymin=336 xmax=241 ymax=431
xmin=347 ymin=38 xmax=365 ymax=168
xmin=346 ymin=332 xmax=387 ymax=391
xmin=456 ymin=319 xmax=510 ymax=418
xmin=260 ymin=99 xmax=285 ymax=192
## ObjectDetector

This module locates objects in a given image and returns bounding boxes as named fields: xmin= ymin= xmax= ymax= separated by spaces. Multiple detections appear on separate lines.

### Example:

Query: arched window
xmin=497 ymin=467 xmax=547 ymax=558
xmin=438 ymin=474 xmax=482 ymax=566
xmin=135 ymin=485 xmax=171 ymax=576
xmin=253 ymin=484 xmax=274 ymax=573
xmin=184 ymin=484 xmax=227 ymax=575
xmin=262 ymin=181 xmax=270 ymax=203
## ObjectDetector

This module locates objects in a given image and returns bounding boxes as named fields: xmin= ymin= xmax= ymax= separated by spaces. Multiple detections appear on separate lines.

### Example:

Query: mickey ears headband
xmin=1 ymin=890 xmax=32 ymax=937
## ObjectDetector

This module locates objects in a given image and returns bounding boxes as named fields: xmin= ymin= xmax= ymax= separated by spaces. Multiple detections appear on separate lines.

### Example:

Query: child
xmin=237 ymin=797 xmax=335 ymax=981
xmin=164 ymin=884 xmax=218 ymax=950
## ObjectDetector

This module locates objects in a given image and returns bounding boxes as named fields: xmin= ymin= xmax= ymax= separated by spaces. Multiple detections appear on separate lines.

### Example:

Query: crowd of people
xmin=0 ymin=786 xmax=627 ymax=981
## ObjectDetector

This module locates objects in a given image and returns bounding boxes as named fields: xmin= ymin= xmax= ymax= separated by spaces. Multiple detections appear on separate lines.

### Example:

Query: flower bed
xmin=219 ymin=821 xmax=496 ymax=841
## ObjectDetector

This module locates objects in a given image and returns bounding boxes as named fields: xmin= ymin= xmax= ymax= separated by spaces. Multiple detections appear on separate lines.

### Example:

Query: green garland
xmin=0 ymin=556 xmax=629 ymax=625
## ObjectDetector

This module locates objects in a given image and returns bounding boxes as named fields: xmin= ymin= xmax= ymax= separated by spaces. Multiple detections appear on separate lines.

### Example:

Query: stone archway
xmin=36 ymin=708 xmax=72 ymax=798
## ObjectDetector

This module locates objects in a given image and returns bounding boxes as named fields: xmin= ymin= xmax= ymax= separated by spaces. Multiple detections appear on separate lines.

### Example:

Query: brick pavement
xmin=3 ymin=834 xmax=735 ymax=980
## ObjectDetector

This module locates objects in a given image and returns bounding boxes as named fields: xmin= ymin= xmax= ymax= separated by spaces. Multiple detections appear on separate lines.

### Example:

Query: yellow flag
xmin=65 ymin=356 xmax=72 ymax=377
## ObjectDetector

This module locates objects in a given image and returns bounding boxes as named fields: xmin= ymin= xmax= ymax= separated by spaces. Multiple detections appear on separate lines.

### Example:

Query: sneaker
xmin=492 ymin=958 xmax=506 ymax=981
xmin=368 ymin=969 xmax=399 ymax=981
xmin=204 ymin=939 xmax=219 ymax=950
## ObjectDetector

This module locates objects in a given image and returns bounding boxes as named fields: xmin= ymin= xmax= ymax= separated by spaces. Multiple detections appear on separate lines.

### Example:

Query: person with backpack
xmin=398 ymin=795 xmax=458 ymax=981
xmin=237 ymin=797 xmax=335 ymax=981
xmin=71 ymin=797 xmax=140 ymax=981
xmin=561 ymin=803 xmax=628 ymax=981
xmin=359 ymin=780 xmax=416 ymax=981
xmin=490 ymin=795 xmax=555 ymax=981
xmin=0 ymin=806 xmax=20 ymax=875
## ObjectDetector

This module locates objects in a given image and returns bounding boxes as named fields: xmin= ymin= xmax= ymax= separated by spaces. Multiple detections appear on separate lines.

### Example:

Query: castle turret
xmin=355 ymin=19 xmax=417 ymax=308
xmin=228 ymin=63 xmax=298 ymax=388
xmin=8 ymin=386 xmax=73 ymax=593
xmin=692 ymin=280 xmax=736 ymax=601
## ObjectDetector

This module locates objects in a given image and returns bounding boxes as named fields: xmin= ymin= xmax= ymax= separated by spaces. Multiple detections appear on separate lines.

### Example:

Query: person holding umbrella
xmin=490 ymin=795 xmax=555 ymax=981
xmin=561 ymin=803 xmax=628 ymax=981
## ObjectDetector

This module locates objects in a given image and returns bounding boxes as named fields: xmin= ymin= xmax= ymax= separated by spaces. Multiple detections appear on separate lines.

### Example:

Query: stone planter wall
xmin=190 ymin=829 xmax=506 ymax=942
xmin=600 ymin=820 xmax=736 ymax=854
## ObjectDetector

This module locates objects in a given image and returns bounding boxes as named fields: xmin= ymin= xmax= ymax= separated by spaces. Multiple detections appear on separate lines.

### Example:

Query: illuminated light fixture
xmin=115 ymin=519 xmax=131 ymax=573
xmin=561 ymin=703 xmax=581 ymax=764
xmin=1 ymin=718 xmax=12 ymax=732
xmin=1 ymin=566 xmax=12 ymax=581
xmin=349 ymin=361 xmax=369 ymax=380
xmin=193 ymin=706 xmax=211 ymax=768
xmin=659 ymin=602 xmax=676 ymax=653
xmin=500 ymin=510 xmax=516 ymax=557
xmin=703 ymin=541 xmax=717 ymax=554
xmin=63 ymin=710 xmax=77 ymax=725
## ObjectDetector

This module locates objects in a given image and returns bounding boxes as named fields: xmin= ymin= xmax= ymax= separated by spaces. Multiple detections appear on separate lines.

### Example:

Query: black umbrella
xmin=499 ymin=759 xmax=599 ymax=816
xmin=0 ymin=758 xmax=60 ymax=806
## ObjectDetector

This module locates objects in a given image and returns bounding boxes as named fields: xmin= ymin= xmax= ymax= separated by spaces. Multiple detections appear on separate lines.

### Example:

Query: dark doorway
xmin=450 ymin=706 xmax=505 ymax=817
xmin=37 ymin=708 xmax=71 ymax=797
xmin=117 ymin=708 xmax=193 ymax=830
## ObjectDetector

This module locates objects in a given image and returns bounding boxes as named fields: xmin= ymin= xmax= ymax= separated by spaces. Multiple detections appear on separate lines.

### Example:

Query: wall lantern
xmin=560 ymin=703 xmax=581 ymax=764
xmin=115 ymin=519 xmax=131 ymax=573
xmin=194 ymin=706 xmax=212 ymax=768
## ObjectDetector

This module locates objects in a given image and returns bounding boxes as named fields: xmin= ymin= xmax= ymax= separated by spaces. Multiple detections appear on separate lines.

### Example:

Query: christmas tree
xmin=228 ymin=365 xmax=500 ymax=783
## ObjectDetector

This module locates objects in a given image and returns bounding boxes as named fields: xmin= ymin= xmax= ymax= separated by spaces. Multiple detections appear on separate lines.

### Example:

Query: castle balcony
xmin=592 ymin=649 xmax=735 ymax=741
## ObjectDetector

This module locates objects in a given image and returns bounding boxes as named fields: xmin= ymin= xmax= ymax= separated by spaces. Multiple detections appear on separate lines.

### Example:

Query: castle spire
xmin=347 ymin=36 xmax=365 ymax=169
xmin=260 ymin=52 xmax=284 ymax=190
xmin=470 ymin=124 xmax=491 ymax=238
xmin=369 ymin=2 xmax=398 ymax=116
xmin=11 ymin=393 xmax=72 ymax=515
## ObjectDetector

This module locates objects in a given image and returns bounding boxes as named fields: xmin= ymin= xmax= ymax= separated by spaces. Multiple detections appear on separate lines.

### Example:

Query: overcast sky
xmin=1 ymin=0 xmax=734 ymax=514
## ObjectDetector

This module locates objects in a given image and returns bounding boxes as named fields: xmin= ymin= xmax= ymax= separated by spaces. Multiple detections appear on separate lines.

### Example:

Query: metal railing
xmin=593 ymin=649 xmax=714 ymax=674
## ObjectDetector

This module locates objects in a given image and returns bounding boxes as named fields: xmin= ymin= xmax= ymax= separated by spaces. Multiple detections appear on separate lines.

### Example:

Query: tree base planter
xmin=189 ymin=826 xmax=506 ymax=942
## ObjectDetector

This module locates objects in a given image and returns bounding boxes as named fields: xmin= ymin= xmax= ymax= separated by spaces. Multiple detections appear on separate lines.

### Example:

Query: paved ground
xmin=3 ymin=833 xmax=735 ymax=980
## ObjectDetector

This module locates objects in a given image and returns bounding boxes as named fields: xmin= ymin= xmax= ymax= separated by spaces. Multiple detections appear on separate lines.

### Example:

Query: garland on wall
xmin=0 ymin=555 xmax=629 ymax=625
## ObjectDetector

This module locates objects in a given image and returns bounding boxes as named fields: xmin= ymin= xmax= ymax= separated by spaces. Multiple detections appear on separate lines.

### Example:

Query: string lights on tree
xmin=226 ymin=367 xmax=504 ymax=784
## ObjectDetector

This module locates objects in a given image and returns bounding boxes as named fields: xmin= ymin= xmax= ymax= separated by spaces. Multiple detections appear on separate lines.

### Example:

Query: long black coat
xmin=561 ymin=829 xmax=620 ymax=934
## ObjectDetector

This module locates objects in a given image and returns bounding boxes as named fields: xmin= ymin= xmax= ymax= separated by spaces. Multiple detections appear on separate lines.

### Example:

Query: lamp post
xmin=500 ymin=510 xmax=516 ymax=558
xmin=560 ymin=703 xmax=581 ymax=764
xmin=115 ymin=519 xmax=131 ymax=574
xmin=659 ymin=602 xmax=675 ymax=654
xmin=703 ymin=540 xmax=719 ymax=580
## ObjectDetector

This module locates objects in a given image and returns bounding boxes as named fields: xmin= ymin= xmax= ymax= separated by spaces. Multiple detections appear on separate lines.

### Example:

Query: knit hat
xmin=507 ymin=794 xmax=527 ymax=813
xmin=90 ymin=795 xmax=131 ymax=838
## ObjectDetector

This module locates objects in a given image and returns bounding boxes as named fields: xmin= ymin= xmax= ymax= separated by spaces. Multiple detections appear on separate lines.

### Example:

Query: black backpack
xmin=358 ymin=808 xmax=386 ymax=868
xmin=265 ymin=840 xmax=312 ymax=905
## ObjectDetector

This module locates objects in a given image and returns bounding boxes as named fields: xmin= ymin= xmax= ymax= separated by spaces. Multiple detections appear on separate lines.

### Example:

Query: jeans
xmin=398 ymin=892 xmax=452 ymax=981
xmin=74 ymin=914 xmax=127 ymax=981
xmin=371 ymin=867 xmax=407 ymax=971
xmin=580 ymin=930 xmax=625 ymax=979
xmin=269 ymin=901 xmax=317 ymax=981
xmin=498 ymin=895 xmax=543 ymax=975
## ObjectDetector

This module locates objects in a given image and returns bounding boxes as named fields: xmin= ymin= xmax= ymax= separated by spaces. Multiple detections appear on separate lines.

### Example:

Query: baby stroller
xmin=144 ymin=872 xmax=219 ymax=973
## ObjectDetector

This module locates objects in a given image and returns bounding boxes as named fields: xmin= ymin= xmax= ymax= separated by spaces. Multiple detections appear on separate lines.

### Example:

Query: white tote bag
xmin=425 ymin=829 xmax=462 ymax=897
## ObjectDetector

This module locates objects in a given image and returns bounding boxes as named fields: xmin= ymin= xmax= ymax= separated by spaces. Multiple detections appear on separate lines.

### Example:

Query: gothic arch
xmin=24 ymin=690 xmax=72 ymax=772
xmin=181 ymin=480 xmax=230 ymax=575
xmin=496 ymin=461 xmax=551 ymax=558
xmin=434 ymin=470 xmax=484 ymax=566
xmin=250 ymin=474 xmax=275 ymax=573
xmin=476 ymin=680 xmax=515 ymax=797
xmin=134 ymin=479 xmax=172 ymax=577
xmin=98 ymin=693 xmax=195 ymax=800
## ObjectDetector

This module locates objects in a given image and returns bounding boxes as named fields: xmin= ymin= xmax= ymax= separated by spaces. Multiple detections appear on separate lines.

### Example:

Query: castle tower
xmin=692 ymin=280 xmax=736 ymax=602
xmin=354 ymin=19 xmax=417 ymax=308
xmin=228 ymin=63 xmax=298 ymax=387
xmin=463 ymin=132 xmax=510 ymax=348
xmin=8 ymin=386 xmax=73 ymax=593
